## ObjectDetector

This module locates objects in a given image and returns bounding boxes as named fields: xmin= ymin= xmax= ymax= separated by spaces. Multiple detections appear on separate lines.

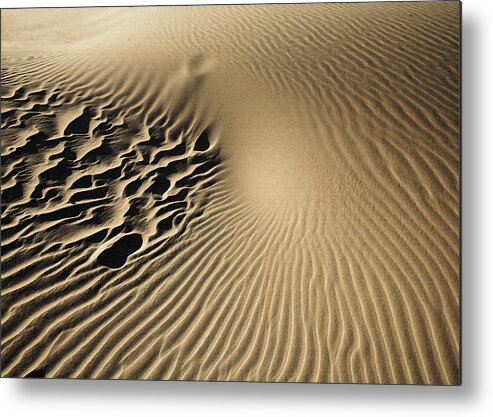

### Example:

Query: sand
xmin=0 ymin=2 xmax=460 ymax=384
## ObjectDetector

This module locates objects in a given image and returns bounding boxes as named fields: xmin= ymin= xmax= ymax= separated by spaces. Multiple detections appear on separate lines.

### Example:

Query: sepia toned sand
xmin=1 ymin=2 xmax=460 ymax=384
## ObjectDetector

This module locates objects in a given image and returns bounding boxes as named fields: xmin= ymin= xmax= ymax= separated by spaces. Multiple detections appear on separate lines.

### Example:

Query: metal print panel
xmin=0 ymin=1 xmax=461 ymax=384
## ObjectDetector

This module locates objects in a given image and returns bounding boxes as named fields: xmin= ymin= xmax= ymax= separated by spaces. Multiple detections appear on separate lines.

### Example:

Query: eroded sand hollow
xmin=1 ymin=3 xmax=460 ymax=384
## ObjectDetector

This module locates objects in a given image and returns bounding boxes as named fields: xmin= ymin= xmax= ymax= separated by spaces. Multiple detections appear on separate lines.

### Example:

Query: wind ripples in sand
xmin=1 ymin=2 xmax=460 ymax=384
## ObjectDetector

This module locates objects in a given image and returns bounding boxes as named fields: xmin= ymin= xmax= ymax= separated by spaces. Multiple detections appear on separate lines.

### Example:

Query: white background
xmin=0 ymin=0 xmax=490 ymax=416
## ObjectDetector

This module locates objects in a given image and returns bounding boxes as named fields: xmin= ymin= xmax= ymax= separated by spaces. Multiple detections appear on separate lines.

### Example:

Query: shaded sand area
xmin=0 ymin=2 xmax=460 ymax=384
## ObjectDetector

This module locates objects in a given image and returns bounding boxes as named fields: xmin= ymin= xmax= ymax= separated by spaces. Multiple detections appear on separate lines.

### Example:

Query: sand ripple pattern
xmin=1 ymin=2 xmax=460 ymax=384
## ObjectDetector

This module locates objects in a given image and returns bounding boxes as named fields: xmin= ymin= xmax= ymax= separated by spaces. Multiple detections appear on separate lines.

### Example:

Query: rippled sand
xmin=1 ymin=2 xmax=460 ymax=384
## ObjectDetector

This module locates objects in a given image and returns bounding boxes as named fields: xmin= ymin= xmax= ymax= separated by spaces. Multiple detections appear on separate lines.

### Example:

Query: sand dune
xmin=1 ymin=2 xmax=460 ymax=384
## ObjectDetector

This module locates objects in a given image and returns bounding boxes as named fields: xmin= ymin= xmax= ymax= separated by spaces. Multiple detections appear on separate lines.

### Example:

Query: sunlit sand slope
xmin=1 ymin=2 xmax=460 ymax=384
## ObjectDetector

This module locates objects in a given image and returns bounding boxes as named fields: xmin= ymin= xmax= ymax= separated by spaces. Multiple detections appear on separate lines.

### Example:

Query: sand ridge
xmin=1 ymin=2 xmax=460 ymax=384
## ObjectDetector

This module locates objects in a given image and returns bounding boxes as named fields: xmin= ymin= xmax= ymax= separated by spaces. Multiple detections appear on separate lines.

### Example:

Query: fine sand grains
xmin=1 ymin=2 xmax=460 ymax=384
